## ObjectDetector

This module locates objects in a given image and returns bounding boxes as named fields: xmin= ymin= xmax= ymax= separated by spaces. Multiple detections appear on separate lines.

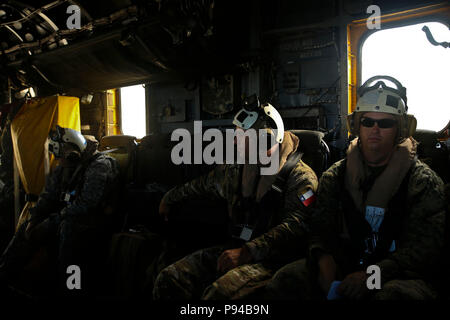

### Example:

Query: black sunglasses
xmin=360 ymin=117 xmax=397 ymax=128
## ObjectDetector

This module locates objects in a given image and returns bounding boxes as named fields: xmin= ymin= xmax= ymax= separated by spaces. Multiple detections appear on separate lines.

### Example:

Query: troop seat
xmin=290 ymin=130 xmax=330 ymax=178
xmin=134 ymin=133 xmax=185 ymax=188
xmin=99 ymin=135 xmax=138 ymax=184
xmin=413 ymin=129 xmax=449 ymax=184
xmin=132 ymin=132 xmax=227 ymax=230
xmin=99 ymin=135 xmax=139 ymax=232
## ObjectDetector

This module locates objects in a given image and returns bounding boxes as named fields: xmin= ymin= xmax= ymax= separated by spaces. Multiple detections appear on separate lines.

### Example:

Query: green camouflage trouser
xmin=264 ymin=259 xmax=322 ymax=300
xmin=153 ymin=246 xmax=274 ymax=300
xmin=264 ymin=258 xmax=438 ymax=300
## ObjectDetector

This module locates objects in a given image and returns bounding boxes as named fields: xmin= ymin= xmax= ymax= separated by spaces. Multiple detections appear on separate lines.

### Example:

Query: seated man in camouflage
xmin=0 ymin=126 xmax=119 ymax=296
xmin=153 ymin=96 xmax=318 ymax=300
xmin=265 ymin=76 xmax=446 ymax=300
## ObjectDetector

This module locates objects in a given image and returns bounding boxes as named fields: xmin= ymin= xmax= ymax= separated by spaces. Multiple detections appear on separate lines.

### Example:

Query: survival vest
xmin=230 ymin=150 xmax=304 ymax=247
xmin=337 ymin=159 xmax=412 ymax=273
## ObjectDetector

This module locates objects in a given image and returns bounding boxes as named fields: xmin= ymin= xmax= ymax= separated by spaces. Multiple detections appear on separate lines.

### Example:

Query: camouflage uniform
xmin=0 ymin=150 xmax=120 ymax=295
xmin=265 ymin=159 xmax=446 ymax=300
xmin=153 ymin=132 xmax=318 ymax=300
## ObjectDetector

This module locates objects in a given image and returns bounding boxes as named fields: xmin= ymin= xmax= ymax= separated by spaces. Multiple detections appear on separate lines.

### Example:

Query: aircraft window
xmin=120 ymin=84 xmax=146 ymax=138
xmin=361 ymin=22 xmax=449 ymax=131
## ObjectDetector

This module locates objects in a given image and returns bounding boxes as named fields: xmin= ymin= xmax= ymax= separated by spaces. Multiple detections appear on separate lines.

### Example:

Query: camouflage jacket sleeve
xmin=245 ymin=161 xmax=319 ymax=263
xmin=376 ymin=162 xmax=446 ymax=284
xmin=162 ymin=164 xmax=237 ymax=205
xmin=62 ymin=156 xmax=119 ymax=219
xmin=307 ymin=160 xmax=344 ymax=260
xmin=30 ymin=165 xmax=64 ymax=220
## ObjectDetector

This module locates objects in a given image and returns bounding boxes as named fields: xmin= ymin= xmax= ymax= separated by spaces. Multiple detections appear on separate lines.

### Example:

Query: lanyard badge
xmin=365 ymin=205 xmax=385 ymax=232
xmin=232 ymin=224 xmax=254 ymax=242
xmin=61 ymin=190 xmax=76 ymax=204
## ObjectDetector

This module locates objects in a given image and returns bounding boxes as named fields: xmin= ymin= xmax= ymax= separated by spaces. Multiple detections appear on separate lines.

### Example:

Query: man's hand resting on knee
xmin=217 ymin=247 xmax=253 ymax=274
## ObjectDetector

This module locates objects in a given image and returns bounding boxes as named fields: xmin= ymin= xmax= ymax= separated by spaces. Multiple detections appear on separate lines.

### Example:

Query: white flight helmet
xmin=48 ymin=125 xmax=87 ymax=158
xmin=347 ymin=75 xmax=416 ymax=139
xmin=233 ymin=95 xmax=285 ymax=143
xmin=355 ymin=75 xmax=407 ymax=116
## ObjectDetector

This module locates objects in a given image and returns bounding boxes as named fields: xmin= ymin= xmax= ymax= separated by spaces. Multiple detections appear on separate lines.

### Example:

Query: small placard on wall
xmin=282 ymin=62 xmax=300 ymax=94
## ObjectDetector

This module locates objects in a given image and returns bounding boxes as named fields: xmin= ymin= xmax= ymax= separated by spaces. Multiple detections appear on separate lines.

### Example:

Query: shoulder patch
xmin=299 ymin=188 xmax=316 ymax=207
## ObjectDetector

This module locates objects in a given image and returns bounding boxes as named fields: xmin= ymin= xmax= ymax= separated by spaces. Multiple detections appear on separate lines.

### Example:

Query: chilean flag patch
xmin=299 ymin=189 xmax=316 ymax=207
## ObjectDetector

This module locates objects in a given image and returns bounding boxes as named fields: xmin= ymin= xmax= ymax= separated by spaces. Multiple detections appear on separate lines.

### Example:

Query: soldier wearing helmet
xmin=48 ymin=125 xmax=88 ymax=160
xmin=0 ymin=125 xmax=119 ymax=296
xmin=264 ymin=76 xmax=446 ymax=300
xmin=152 ymin=95 xmax=318 ymax=300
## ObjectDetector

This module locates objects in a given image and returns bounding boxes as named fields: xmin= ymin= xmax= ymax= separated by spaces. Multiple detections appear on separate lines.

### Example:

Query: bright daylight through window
xmin=120 ymin=84 xmax=146 ymax=138
xmin=362 ymin=22 xmax=449 ymax=131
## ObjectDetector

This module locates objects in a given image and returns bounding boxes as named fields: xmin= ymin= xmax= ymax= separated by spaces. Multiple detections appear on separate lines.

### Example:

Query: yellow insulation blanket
xmin=10 ymin=96 xmax=81 ymax=229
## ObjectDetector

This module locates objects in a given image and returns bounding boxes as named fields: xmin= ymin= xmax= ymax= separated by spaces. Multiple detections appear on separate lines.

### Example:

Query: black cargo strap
xmin=99 ymin=148 xmax=120 ymax=154
xmin=422 ymin=26 xmax=449 ymax=49
xmin=271 ymin=150 xmax=304 ymax=194
xmin=61 ymin=153 xmax=104 ymax=202
xmin=25 ymin=194 xmax=39 ymax=202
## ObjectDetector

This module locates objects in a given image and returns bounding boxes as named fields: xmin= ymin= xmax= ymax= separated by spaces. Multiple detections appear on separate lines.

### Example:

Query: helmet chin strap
xmin=266 ymin=142 xmax=279 ymax=158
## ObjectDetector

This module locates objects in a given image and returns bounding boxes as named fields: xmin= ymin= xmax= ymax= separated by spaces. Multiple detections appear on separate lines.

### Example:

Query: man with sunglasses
xmin=265 ymin=76 xmax=446 ymax=300
xmin=0 ymin=126 xmax=119 ymax=297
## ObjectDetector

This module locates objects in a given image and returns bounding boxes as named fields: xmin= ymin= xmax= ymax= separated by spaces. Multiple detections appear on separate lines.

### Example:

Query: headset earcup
xmin=407 ymin=114 xmax=417 ymax=137
xmin=346 ymin=114 xmax=355 ymax=135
